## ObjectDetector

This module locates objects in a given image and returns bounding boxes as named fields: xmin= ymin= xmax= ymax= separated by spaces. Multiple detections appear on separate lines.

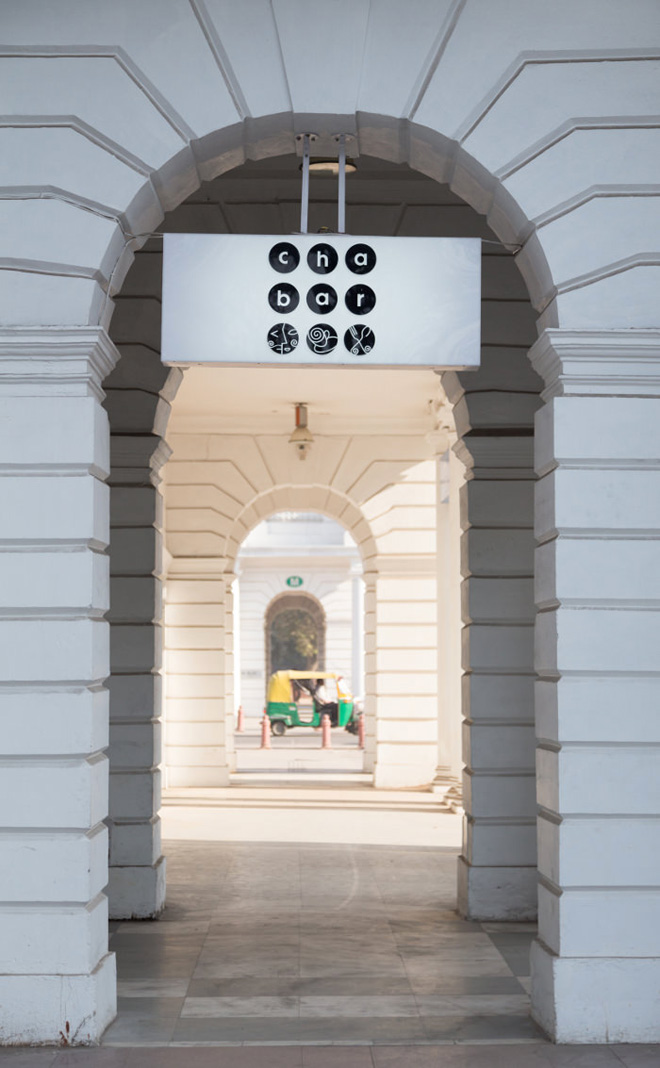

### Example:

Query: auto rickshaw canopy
xmin=266 ymin=669 xmax=352 ymax=703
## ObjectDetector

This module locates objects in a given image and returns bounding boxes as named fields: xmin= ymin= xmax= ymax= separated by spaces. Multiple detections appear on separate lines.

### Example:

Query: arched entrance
xmin=265 ymin=593 xmax=326 ymax=678
xmin=2 ymin=4 xmax=659 ymax=1045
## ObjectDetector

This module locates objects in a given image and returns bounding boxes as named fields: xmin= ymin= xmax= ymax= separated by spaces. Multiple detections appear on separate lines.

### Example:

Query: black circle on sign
xmin=306 ymin=283 xmax=337 ymax=315
xmin=268 ymin=323 xmax=299 ymax=355
xmin=269 ymin=242 xmax=300 ymax=273
xmin=345 ymin=325 xmax=375 ymax=356
xmin=307 ymin=243 xmax=338 ymax=274
xmin=346 ymin=243 xmax=377 ymax=274
xmin=307 ymin=324 xmax=338 ymax=355
xmin=268 ymin=283 xmax=299 ymax=313
xmin=345 ymin=284 xmax=376 ymax=315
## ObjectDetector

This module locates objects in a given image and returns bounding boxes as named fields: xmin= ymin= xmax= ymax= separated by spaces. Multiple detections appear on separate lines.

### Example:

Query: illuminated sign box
xmin=161 ymin=234 xmax=481 ymax=369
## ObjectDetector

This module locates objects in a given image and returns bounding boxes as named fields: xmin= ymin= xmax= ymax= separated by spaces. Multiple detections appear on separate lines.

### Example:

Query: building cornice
xmin=530 ymin=329 xmax=660 ymax=400
xmin=0 ymin=326 xmax=119 ymax=400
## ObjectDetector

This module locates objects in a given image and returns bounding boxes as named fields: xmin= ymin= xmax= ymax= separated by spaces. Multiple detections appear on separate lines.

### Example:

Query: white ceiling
xmin=169 ymin=365 xmax=442 ymax=434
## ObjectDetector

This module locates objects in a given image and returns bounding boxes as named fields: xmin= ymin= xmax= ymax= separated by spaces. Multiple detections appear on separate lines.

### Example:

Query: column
xmin=0 ymin=327 xmax=116 ymax=1043
xmin=106 ymin=439 xmax=169 ymax=919
xmin=351 ymin=566 xmax=365 ymax=709
xmin=530 ymin=329 xmax=660 ymax=1043
xmin=372 ymin=564 xmax=439 ymax=789
xmin=456 ymin=434 xmax=537 ymax=919
xmin=164 ymin=562 xmax=234 ymax=786
xmin=362 ymin=571 xmax=377 ymax=775
xmin=432 ymin=433 xmax=464 ymax=797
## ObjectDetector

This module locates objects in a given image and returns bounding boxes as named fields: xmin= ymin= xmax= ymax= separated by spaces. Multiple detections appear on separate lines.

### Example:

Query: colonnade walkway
xmin=106 ymin=838 xmax=536 ymax=1045
xmin=1 ymin=789 xmax=654 ymax=1065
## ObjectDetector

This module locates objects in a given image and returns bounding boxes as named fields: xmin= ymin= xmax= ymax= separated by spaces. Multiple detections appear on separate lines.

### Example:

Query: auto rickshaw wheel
xmin=271 ymin=720 xmax=287 ymax=736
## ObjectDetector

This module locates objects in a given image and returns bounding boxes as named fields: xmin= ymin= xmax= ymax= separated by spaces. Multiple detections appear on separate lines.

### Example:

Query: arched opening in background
xmin=266 ymin=594 xmax=325 ymax=675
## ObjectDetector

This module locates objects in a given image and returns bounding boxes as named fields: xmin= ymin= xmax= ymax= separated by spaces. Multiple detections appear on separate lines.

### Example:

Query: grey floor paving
xmin=57 ymin=840 xmax=642 ymax=1063
xmin=2 ymin=841 xmax=657 ymax=1065
xmin=104 ymin=839 xmax=541 ymax=1047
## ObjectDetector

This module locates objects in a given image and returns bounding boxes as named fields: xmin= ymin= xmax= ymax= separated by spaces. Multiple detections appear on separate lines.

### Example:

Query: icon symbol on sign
xmin=268 ymin=323 xmax=299 ymax=355
xmin=307 ymin=324 xmax=338 ymax=354
xmin=345 ymin=325 xmax=375 ymax=355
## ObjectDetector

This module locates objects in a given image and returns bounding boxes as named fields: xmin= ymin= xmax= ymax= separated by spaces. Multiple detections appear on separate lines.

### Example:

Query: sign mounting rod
xmin=300 ymin=133 xmax=310 ymax=234
xmin=337 ymin=133 xmax=346 ymax=234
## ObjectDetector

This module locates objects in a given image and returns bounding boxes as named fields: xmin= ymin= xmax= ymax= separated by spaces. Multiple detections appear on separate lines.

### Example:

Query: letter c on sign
xmin=269 ymin=242 xmax=300 ymax=274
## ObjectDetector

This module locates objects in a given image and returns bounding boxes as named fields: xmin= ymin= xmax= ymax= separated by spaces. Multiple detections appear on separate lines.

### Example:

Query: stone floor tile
xmin=408 ymin=976 xmax=525 ymax=996
xmin=489 ymin=947 xmax=531 ymax=978
xmin=117 ymin=979 xmax=190 ymax=998
xmin=188 ymin=976 xmax=413 ymax=998
xmin=371 ymin=1046 xmax=466 ymax=1067
xmin=53 ymin=1053 xmax=131 ymax=1068
xmin=608 ymin=1049 xmax=660 ymax=1068
xmin=299 ymin=996 xmax=418 ymax=1018
xmin=301 ymin=1047 xmax=374 ymax=1067
xmin=171 ymin=1017 xmax=427 ymax=1044
xmin=299 ymin=956 xmax=409 ymax=979
xmin=415 ymin=994 xmax=529 ymax=1017
xmin=524 ymin=1048 xmax=628 ymax=1067
xmin=101 ymin=1014 xmax=179 ymax=1046
xmin=403 ymin=958 xmax=513 ymax=979
xmin=0 ymin=1054 xmax=59 ymax=1068
xmin=115 ymin=997 xmax=185 ymax=1018
xmin=420 ymin=1013 xmax=541 ymax=1042
xmin=124 ymin=1051 xmax=303 ymax=1068
xmin=193 ymin=957 xmax=300 ymax=980
xmin=182 ymin=996 xmax=299 ymax=1018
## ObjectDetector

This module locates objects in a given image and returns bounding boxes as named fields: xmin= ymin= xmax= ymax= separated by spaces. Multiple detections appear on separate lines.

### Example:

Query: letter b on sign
xmin=269 ymin=284 xmax=300 ymax=312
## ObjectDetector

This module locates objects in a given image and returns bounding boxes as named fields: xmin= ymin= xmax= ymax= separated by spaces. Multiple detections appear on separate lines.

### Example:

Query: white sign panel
xmin=161 ymin=234 xmax=481 ymax=368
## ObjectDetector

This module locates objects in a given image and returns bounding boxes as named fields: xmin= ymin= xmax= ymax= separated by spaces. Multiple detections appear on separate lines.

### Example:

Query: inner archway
xmin=268 ymin=597 xmax=324 ymax=675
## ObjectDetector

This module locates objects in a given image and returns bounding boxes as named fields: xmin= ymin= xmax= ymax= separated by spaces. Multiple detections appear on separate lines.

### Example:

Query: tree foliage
xmin=270 ymin=609 xmax=319 ymax=671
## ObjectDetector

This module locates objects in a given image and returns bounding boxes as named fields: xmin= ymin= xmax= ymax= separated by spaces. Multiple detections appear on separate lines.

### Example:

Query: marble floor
xmin=1 ymin=841 xmax=657 ymax=1066
xmin=103 ymin=839 xmax=534 ymax=1047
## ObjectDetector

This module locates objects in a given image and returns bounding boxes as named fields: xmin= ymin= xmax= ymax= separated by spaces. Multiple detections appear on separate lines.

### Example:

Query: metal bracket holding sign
xmin=161 ymin=234 xmax=481 ymax=369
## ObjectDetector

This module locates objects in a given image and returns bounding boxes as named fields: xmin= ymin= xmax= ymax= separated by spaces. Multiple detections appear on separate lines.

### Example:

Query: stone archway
xmin=2 ymin=4 xmax=659 ymax=1045
xmin=265 ymin=591 xmax=326 ymax=681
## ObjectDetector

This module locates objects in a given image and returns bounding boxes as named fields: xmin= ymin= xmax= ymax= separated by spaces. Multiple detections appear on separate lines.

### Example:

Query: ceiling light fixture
xmin=306 ymin=157 xmax=357 ymax=176
xmin=288 ymin=402 xmax=314 ymax=460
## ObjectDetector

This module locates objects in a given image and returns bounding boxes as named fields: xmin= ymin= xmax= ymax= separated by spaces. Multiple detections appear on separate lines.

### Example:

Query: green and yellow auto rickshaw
xmin=266 ymin=669 xmax=357 ymax=736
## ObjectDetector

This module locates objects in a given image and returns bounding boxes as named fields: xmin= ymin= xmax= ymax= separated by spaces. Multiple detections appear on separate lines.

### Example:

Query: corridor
xmin=104 ymin=836 xmax=537 ymax=1046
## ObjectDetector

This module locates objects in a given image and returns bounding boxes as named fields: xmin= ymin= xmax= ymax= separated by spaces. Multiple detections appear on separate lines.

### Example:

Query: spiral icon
xmin=307 ymin=324 xmax=338 ymax=354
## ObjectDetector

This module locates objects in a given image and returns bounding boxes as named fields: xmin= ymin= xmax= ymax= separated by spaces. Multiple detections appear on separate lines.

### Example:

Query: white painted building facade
xmin=0 ymin=0 xmax=659 ymax=1047
xmin=236 ymin=513 xmax=362 ymax=726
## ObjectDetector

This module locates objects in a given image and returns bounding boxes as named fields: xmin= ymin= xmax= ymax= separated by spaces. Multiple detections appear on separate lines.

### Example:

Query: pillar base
xmin=531 ymin=939 xmax=660 ymax=1043
xmin=167 ymin=765 xmax=231 ymax=787
xmin=108 ymin=855 xmax=166 ymax=920
xmin=373 ymin=763 xmax=433 ymax=789
xmin=0 ymin=952 xmax=116 ymax=1046
xmin=457 ymin=855 xmax=537 ymax=920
